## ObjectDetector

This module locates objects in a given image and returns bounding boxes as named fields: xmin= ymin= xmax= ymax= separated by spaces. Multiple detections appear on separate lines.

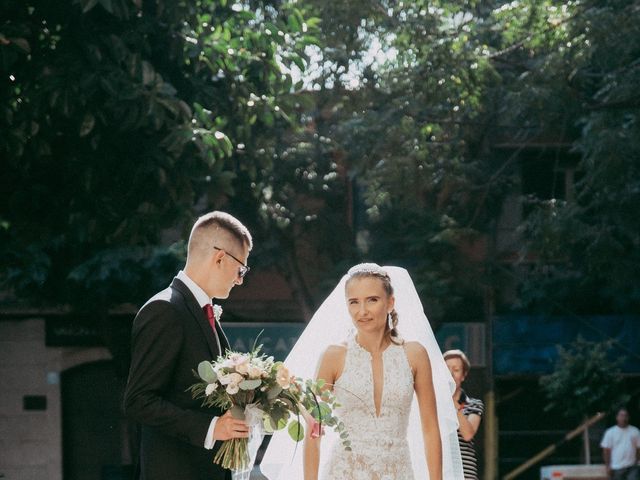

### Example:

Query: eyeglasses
xmin=213 ymin=246 xmax=250 ymax=278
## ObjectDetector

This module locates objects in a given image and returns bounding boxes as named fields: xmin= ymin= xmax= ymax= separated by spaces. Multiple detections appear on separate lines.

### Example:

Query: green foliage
xmin=540 ymin=337 xmax=627 ymax=420
xmin=2 ymin=0 xmax=637 ymax=324
xmin=0 ymin=0 xmax=318 ymax=308
xmin=311 ymin=0 xmax=640 ymax=320
xmin=197 ymin=361 xmax=218 ymax=384
xmin=495 ymin=0 xmax=640 ymax=314
xmin=296 ymin=0 xmax=506 ymax=322
xmin=287 ymin=419 xmax=304 ymax=442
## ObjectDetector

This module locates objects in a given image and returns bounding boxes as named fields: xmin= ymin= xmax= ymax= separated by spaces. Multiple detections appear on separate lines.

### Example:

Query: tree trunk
xmin=583 ymin=424 xmax=591 ymax=465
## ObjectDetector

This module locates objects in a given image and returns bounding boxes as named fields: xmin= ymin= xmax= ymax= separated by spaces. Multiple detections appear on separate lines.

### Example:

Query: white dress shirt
xmin=176 ymin=270 xmax=218 ymax=450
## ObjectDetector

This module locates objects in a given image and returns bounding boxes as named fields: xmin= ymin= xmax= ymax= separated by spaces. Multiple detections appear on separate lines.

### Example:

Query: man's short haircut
xmin=190 ymin=211 xmax=253 ymax=252
xmin=443 ymin=349 xmax=471 ymax=375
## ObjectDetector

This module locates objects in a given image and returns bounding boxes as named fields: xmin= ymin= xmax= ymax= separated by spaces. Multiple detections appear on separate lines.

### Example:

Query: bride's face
xmin=345 ymin=277 xmax=394 ymax=332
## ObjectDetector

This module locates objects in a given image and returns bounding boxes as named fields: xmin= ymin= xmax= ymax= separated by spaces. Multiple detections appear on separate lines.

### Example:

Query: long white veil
xmin=260 ymin=265 xmax=464 ymax=479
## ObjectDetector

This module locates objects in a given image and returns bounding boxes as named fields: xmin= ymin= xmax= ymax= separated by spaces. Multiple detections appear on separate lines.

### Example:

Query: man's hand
xmin=213 ymin=411 xmax=249 ymax=441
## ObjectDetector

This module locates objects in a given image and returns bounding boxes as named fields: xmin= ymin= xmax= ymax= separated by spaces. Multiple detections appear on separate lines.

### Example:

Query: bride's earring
xmin=387 ymin=312 xmax=393 ymax=330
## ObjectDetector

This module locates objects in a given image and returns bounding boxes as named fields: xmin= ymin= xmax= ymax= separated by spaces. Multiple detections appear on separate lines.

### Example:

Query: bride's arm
xmin=407 ymin=341 xmax=443 ymax=480
xmin=303 ymin=345 xmax=344 ymax=480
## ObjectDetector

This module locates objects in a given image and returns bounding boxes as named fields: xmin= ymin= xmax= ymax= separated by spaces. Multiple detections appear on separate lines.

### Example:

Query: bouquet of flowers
xmin=189 ymin=340 xmax=349 ymax=473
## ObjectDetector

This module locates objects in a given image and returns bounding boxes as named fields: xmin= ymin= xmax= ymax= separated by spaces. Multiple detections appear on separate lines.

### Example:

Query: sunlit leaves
xmin=540 ymin=337 xmax=627 ymax=419
xmin=0 ymin=0 xmax=316 ymax=307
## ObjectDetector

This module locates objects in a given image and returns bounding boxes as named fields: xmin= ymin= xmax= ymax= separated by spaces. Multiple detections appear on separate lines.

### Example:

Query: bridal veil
xmin=260 ymin=265 xmax=464 ymax=479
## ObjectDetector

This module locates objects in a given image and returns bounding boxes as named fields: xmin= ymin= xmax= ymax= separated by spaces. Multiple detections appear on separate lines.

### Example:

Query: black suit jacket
xmin=124 ymin=277 xmax=231 ymax=480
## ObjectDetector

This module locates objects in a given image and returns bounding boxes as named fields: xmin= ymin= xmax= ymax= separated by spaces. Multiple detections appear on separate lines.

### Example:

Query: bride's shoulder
xmin=403 ymin=340 xmax=427 ymax=354
xmin=321 ymin=342 xmax=348 ymax=361
xmin=317 ymin=343 xmax=348 ymax=382
xmin=402 ymin=341 xmax=431 ymax=367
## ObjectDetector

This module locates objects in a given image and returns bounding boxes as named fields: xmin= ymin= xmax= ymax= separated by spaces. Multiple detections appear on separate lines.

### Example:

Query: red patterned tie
xmin=203 ymin=304 xmax=216 ymax=332
xmin=203 ymin=304 xmax=222 ymax=353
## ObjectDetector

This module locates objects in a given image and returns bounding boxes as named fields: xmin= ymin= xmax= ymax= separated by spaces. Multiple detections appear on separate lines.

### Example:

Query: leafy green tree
xmin=3 ymin=0 xmax=637 ymax=329
xmin=540 ymin=337 xmax=628 ymax=461
xmin=541 ymin=337 xmax=626 ymax=420
xmin=0 ymin=0 xmax=317 ymax=310
xmin=491 ymin=0 xmax=640 ymax=314
xmin=230 ymin=94 xmax=353 ymax=319
xmin=289 ymin=0 xmax=508 ymax=323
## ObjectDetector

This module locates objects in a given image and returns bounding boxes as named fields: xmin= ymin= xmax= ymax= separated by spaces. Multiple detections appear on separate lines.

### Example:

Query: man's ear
xmin=212 ymin=248 xmax=225 ymax=265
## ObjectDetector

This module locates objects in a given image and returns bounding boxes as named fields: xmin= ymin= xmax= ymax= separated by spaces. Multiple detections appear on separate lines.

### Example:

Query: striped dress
xmin=458 ymin=395 xmax=484 ymax=480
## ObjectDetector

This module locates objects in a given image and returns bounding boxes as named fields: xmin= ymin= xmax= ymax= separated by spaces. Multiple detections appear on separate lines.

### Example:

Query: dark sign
xmin=46 ymin=317 xmax=102 ymax=347
xmin=224 ymin=322 xmax=305 ymax=361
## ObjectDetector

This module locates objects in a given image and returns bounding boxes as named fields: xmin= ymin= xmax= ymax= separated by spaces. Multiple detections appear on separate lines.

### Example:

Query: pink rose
xmin=276 ymin=365 xmax=291 ymax=389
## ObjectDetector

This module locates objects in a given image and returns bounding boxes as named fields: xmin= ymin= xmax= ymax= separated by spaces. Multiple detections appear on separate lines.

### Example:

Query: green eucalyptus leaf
xmin=197 ymin=361 xmax=217 ymax=383
xmin=267 ymin=385 xmax=283 ymax=399
xmin=263 ymin=416 xmax=275 ymax=433
xmin=287 ymin=419 xmax=304 ymax=442
xmin=269 ymin=415 xmax=288 ymax=431
xmin=239 ymin=378 xmax=261 ymax=390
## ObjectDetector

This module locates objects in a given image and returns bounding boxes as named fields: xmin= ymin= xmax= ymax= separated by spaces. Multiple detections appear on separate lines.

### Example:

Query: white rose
xmin=248 ymin=365 xmax=263 ymax=379
xmin=226 ymin=383 xmax=239 ymax=395
xmin=228 ymin=372 xmax=244 ymax=385
xmin=236 ymin=361 xmax=250 ymax=375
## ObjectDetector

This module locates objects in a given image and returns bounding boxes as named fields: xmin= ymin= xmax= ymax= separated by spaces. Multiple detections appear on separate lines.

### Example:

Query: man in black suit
xmin=124 ymin=211 xmax=252 ymax=480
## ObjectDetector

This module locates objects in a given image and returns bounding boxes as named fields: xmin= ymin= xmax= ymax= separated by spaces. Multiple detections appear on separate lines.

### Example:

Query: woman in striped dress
xmin=445 ymin=349 xmax=484 ymax=480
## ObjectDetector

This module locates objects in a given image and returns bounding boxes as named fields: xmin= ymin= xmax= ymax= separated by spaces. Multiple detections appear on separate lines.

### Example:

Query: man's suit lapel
xmin=170 ymin=278 xmax=220 ymax=357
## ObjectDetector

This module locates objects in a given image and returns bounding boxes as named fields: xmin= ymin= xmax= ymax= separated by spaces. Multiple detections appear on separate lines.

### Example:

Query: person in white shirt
xmin=600 ymin=407 xmax=640 ymax=480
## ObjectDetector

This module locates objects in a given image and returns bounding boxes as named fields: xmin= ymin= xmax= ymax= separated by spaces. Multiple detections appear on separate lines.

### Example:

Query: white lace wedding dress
xmin=321 ymin=335 xmax=415 ymax=480
xmin=260 ymin=267 xmax=465 ymax=480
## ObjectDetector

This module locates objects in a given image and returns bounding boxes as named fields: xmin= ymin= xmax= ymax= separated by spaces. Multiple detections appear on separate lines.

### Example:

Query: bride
xmin=260 ymin=264 xmax=464 ymax=479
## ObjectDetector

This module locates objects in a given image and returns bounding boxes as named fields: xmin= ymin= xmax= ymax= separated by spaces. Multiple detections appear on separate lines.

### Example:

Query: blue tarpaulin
xmin=493 ymin=315 xmax=640 ymax=375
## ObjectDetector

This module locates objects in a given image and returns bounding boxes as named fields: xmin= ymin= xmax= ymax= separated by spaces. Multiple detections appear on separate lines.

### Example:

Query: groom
xmin=124 ymin=211 xmax=252 ymax=480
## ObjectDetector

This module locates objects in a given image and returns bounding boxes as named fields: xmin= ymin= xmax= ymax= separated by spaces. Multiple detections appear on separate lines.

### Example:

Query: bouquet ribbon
xmin=244 ymin=403 xmax=265 ymax=427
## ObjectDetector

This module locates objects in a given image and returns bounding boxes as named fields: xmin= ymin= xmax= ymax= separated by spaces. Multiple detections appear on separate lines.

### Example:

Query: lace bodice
xmin=320 ymin=335 xmax=415 ymax=480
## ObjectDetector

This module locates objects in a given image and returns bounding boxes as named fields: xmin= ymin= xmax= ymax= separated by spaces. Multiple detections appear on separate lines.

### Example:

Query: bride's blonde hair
xmin=345 ymin=263 xmax=403 ymax=345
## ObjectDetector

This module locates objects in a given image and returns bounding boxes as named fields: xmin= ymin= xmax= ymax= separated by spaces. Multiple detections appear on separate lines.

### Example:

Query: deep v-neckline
xmin=353 ymin=337 xmax=392 ymax=418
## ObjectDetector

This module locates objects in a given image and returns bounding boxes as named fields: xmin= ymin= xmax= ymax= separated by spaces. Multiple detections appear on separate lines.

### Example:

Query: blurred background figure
xmin=600 ymin=407 xmax=640 ymax=480
xmin=445 ymin=349 xmax=484 ymax=480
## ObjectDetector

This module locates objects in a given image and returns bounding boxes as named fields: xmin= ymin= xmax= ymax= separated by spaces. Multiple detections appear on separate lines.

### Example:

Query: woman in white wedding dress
xmin=260 ymin=264 xmax=464 ymax=480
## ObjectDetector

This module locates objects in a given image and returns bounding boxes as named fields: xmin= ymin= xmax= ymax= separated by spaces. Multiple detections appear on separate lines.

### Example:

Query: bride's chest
xmin=335 ymin=346 xmax=414 ymax=417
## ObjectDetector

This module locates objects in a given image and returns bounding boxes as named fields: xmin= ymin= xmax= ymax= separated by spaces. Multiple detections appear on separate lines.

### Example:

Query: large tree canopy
xmin=491 ymin=0 xmax=640 ymax=314
xmin=2 ymin=0 xmax=638 ymax=322
xmin=283 ymin=0 xmax=508 ymax=323
xmin=289 ymin=0 xmax=640 ymax=320
xmin=1 ymin=0 xmax=318 ymax=307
